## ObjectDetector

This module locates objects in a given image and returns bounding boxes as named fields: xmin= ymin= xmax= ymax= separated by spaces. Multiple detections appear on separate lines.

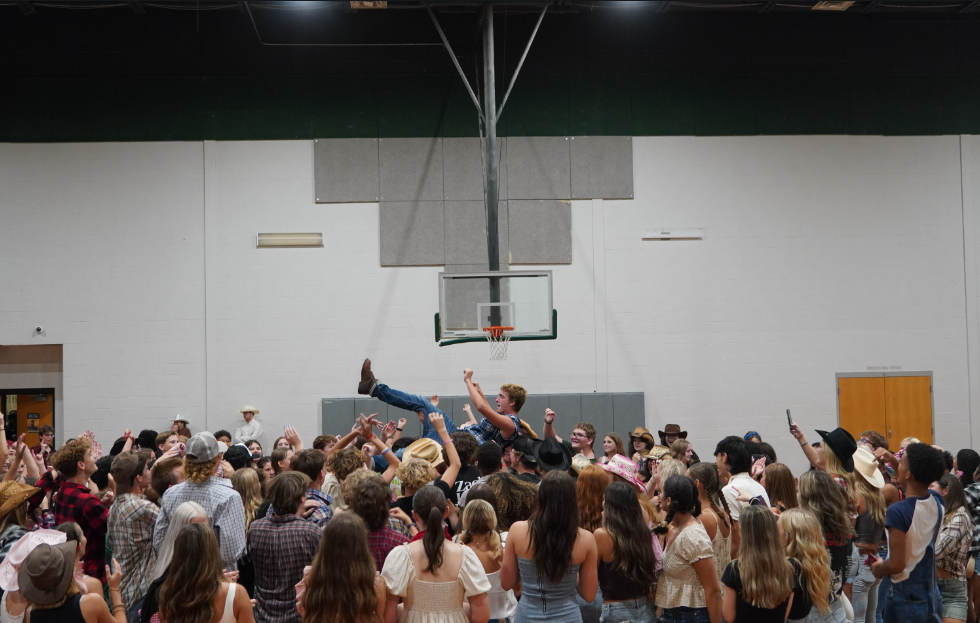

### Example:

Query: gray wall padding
xmin=444 ymin=200 xmax=508 ymax=266
xmin=442 ymin=138 xmax=508 ymax=202
xmin=321 ymin=391 xmax=645 ymax=444
xmin=379 ymin=201 xmax=445 ymax=266
xmin=506 ymin=136 xmax=572 ymax=200
xmin=314 ymin=138 xmax=379 ymax=203
xmin=379 ymin=137 xmax=444 ymax=202
xmin=570 ymin=136 xmax=634 ymax=200
xmin=508 ymin=200 xmax=572 ymax=264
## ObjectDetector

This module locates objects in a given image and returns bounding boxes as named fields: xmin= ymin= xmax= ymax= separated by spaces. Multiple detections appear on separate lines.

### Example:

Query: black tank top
xmin=30 ymin=595 xmax=86 ymax=623
xmin=598 ymin=558 xmax=650 ymax=600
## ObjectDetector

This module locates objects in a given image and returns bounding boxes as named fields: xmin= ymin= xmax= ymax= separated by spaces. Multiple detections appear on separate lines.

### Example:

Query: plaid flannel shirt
xmin=963 ymin=482 xmax=980 ymax=556
xmin=107 ymin=493 xmax=159 ymax=609
xmin=367 ymin=525 xmax=409 ymax=570
xmin=248 ymin=514 xmax=321 ymax=623
xmin=55 ymin=481 xmax=109 ymax=581
xmin=936 ymin=506 xmax=974 ymax=580
xmin=468 ymin=413 xmax=521 ymax=446
xmin=304 ymin=488 xmax=332 ymax=528
xmin=152 ymin=476 xmax=246 ymax=571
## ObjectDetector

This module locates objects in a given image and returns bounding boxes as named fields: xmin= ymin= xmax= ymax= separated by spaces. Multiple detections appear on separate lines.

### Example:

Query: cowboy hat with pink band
xmin=600 ymin=455 xmax=646 ymax=492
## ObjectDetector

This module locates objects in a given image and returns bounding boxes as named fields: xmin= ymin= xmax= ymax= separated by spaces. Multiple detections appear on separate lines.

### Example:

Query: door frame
xmin=0 ymin=387 xmax=56 ymax=444
xmin=835 ymin=371 xmax=934 ymax=439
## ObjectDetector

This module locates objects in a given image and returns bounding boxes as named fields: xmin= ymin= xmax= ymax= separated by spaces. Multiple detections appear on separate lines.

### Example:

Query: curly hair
xmin=486 ymin=472 xmax=537 ymax=531
xmin=182 ymin=456 xmax=220 ymax=484
xmin=576 ymin=464 xmax=608 ymax=532
xmin=52 ymin=438 xmax=92 ymax=478
xmin=396 ymin=459 xmax=436 ymax=493
xmin=329 ymin=447 xmax=367 ymax=482
xmin=349 ymin=473 xmax=392 ymax=531
xmin=340 ymin=468 xmax=378 ymax=503
xmin=499 ymin=383 xmax=527 ymax=412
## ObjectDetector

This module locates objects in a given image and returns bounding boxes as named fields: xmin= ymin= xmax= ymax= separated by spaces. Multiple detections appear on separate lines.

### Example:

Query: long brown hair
xmin=799 ymin=470 xmax=851 ymax=543
xmin=688 ymin=462 xmax=731 ymax=530
xmin=762 ymin=463 xmax=798 ymax=511
xmin=939 ymin=473 xmax=968 ymax=525
xmin=576 ymin=464 xmax=608 ymax=532
xmin=159 ymin=523 xmax=224 ymax=623
xmin=413 ymin=485 xmax=447 ymax=574
xmin=736 ymin=506 xmax=793 ymax=609
xmin=301 ymin=513 xmax=379 ymax=623
xmin=602 ymin=483 xmax=656 ymax=590
xmin=853 ymin=469 xmax=886 ymax=528
xmin=529 ymin=471 xmax=579 ymax=583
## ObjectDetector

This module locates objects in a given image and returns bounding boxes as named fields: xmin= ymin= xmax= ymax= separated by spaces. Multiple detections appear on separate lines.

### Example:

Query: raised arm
xmin=284 ymin=425 xmax=304 ymax=452
xmin=463 ymin=369 xmax=516 ymax=439
xmin=543 ymin=408 xmax=562 ymax=443
xmin=431 ymin=413 xmax=461 ymax=488
xmin=789 ymin=423 xmax=821 ymax=470
xmin=360 ymin=415 xmax=401 ymax=483
xmin=328 ymin=418 xmax=372 ymax=459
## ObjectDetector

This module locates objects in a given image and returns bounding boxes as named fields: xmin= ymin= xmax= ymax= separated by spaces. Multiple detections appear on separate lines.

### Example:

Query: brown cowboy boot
xmin=357 ymin=358 xmax=378 ymax=395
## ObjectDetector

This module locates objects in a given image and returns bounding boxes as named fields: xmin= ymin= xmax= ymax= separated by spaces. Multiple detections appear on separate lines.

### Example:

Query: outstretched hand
xmin=463 ymin=369 xmax=474 ymax=382
xmin=544 ymin=408 xmax=556 ymax=425
xmin=429 ymin=412 xmax=448 ymax=434
xmin=284 ymin=425 xmax=303 ymax=448
xmin=750 ymin=456 xmax=766 ymax=480
xmin=381 ymin=420 xmax=397 ymax=441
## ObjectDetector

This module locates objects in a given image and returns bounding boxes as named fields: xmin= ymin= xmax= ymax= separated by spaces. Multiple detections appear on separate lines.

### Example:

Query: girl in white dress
xmin=381 ymin=485 xmax=491 ymax=623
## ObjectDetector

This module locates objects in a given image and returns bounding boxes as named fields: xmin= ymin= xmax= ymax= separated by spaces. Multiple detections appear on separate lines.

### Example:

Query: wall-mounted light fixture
xmin=642 ymin=228 xmax=703 ymax=241
xmin=256 ymin=233 xmax=324 ymax=248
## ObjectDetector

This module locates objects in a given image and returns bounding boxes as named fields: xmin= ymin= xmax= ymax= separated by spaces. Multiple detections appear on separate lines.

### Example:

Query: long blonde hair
xmin=853 ymin=469 xmax=886 ymax=528
xmin=780 ymin=508 xmax=831 ymax=614
xmin=658 ymin=457 xmax=688 ymax=487
xmin=459 ymin=500 xmax=502 ymax=563
xmin=736 ymin=506 xmax=793 ymax=609
xmin=231 ymin=468 xmax=263 ymax=532
xmin=152 ymin=501 xmax=207 ymax=581
xmin=822 ymin=442 xmax=855 ymax=497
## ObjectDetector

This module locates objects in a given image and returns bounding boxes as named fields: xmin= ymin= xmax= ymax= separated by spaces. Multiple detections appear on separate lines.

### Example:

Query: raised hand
xmin=462 ymin=403 xmax=472 ymax=416
xmin=397 ymin=418 xmax=407 ymax=429
xmin=750 ymin=456 xmax=766 ymax=480
xmin=381 ymin=420 xmax=397 ymax=441
xmin=430 ymin=395 xmax=440 ymax=408
xmin=160 ymin=444 xmax=182 ymax=460
xmin=429 ymin=412 xmax=447 ymax=434
xmin=463 ymin=368 xmax=474 ymax=382
xmin=284 ymin=425 xmax=302 ymax=448
xmin=389 ymin=507 xmax=413 ymax=526
xmin=106 ymin=560 xmax=123 ymax=590
xmin=544 ymin=408 xmax=556 ymax=425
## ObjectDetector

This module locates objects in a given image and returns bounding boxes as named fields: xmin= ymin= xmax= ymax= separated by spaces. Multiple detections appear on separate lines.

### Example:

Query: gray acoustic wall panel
xmin=379 ymin=201 xmax=445 ymax=266
xmin=508 ymin=200 xmax=572 ymax=264
xmin=613 ymin=392 xmax=646 ymax=437
xmin=444 ymin=200 xmax=509 ymax=266
xmin=570 ymin=136 xmax=634 ymax=200
xmin=314 ymin=138 xmax=379 ymax=203
xmin=379 ymin=137 xmax=444 ymax=202
xmin=506 ymin=136 xmax=571 ymax=200
xmin=582 ymin=393 xmax=616 ymax=439
xmin=323 ymin=392 xmax=646 ymax=448
xmin=443 ymin=138 xmax=508 ymax=202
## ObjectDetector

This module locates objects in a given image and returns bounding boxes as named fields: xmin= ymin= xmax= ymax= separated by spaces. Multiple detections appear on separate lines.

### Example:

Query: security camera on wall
xmin=33 ymin=326 xmax=43 ymax=336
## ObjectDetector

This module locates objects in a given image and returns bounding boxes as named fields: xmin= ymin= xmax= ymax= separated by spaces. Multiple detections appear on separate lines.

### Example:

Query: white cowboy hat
xmin=239 ymin=406 xmax=260 ymax=414
xmin=173 ymin=415 xmax=190 ymax=425
xmin=852 ymin=446 xmax=885 ymax=489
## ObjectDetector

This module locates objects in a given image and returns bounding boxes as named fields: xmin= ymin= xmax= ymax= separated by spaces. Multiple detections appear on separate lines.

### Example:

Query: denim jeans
xmin=805 ymin=598 xmax=848 ymax=623
xmin=936 ymin=577 xmax=968 ymax=621
xmin=600 ymin=598 xmax=654 ymax=623
xmin=850 ymin=551 xmax=882 ymax=623
xmin=372 ymin=383 xmax=459 ymax=442
xmin=659 ymin=607 xmax=709 ymax=623
xmin=576 ymin=585 xmax=602 ymax=623
xmin=879 ymin=575 xmax=941 ymax=623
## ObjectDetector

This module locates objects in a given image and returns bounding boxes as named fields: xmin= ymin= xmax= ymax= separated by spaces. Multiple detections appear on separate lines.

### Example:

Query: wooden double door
xmin=838 ymin=375 xmax=933 ymax=451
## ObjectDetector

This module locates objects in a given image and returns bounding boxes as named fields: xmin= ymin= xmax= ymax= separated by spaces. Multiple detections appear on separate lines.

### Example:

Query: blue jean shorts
xmin=659 ymin=607 xmax=708 ymax=623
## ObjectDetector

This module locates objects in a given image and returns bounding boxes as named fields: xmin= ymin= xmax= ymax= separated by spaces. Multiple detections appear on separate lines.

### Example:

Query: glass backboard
xmin=436 ymin=270 xmax=556 ymax=346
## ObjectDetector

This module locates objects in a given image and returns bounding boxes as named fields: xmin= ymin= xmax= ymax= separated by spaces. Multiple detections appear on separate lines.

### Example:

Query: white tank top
xmin=0 ymin=592 xmax=25 ymax=623
xmin=484 ymin=570 xmax=518 ymax=619
xmin=217 ymin=583 xmax=238 ymax=623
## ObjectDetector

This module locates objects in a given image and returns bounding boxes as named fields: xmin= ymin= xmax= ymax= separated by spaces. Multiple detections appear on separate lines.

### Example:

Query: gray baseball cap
xmin=184 ymin=432 xmax=223 ymax=464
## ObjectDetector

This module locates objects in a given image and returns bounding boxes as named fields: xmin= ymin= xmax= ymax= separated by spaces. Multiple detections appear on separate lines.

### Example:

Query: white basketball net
xmin=484 ymin=327 xmax=513 ymax=361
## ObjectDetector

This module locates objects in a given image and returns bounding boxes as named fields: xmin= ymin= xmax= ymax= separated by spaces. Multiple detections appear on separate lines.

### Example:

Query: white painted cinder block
xmin=0 ymin=137 xmax=975 ymax=475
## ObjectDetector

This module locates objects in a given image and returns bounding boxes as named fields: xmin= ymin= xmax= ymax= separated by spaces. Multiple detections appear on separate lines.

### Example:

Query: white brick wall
xmin=0 ymin=137 xmax=973 ymax=474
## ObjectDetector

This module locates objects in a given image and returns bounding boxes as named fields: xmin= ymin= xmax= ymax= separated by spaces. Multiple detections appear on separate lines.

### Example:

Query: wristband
xmin=443 ymin=439 xmax=454 ymax=446
xmin=366 ymin=432 xmax=374 ymax=440
xmin=382 ymin=448 xmax=393 ymax=455
xmin=396 ymin=427 xmax=403 ymax=432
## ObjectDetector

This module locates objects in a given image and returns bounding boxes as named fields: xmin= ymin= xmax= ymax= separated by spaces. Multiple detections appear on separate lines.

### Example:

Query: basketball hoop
xmin=483 ymin=326 xmax=514 ymax=360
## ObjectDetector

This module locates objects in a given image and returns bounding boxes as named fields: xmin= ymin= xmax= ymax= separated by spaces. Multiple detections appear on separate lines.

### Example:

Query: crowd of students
xmin=0 ymin=360 xmax=969 ymax=623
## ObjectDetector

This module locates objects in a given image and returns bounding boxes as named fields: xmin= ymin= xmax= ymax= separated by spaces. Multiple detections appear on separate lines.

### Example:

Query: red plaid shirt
xmin=54 ymin=481 xmax=108 ymax=582
xmin=367 ymin=525 xmax=409 ymax=570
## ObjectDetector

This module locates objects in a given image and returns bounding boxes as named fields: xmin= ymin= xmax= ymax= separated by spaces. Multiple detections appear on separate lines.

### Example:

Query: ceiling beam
xmin=17 ymin=1 xmax=35 ymax=15
xmin=960 ymin=0 xmax=980 ymax=12
xmin=761 ymin=0 xmax=778 ymax=11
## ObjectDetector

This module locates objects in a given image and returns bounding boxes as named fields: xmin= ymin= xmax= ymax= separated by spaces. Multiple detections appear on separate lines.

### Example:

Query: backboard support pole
xmin=482 ymin=3 xmax=502 ymax=327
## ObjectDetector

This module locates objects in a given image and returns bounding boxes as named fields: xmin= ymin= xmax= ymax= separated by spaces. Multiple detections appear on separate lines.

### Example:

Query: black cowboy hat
xmin=533 ymin=437 xmax=572 ymax=472
xmin=816 ymin=428 xmax=857 ymax=472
